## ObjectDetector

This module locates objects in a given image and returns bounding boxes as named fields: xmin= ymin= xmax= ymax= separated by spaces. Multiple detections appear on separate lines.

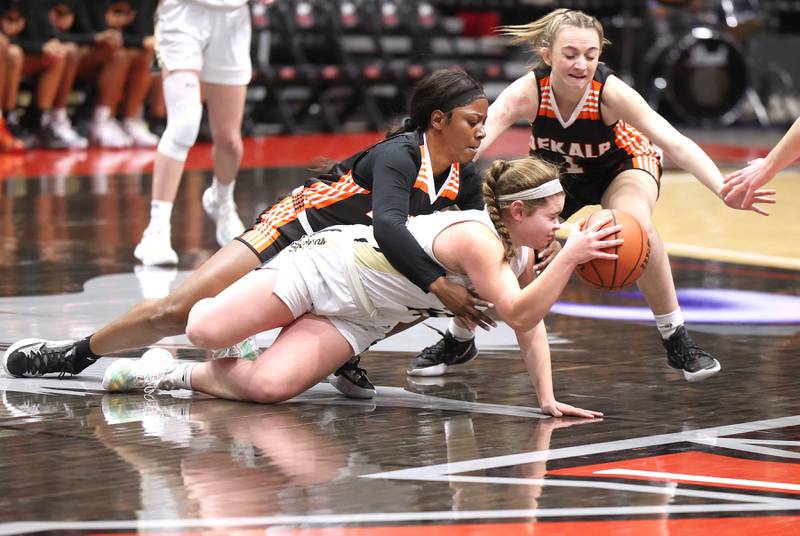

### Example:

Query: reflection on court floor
xmin=0 ymin=132 xmax=798 ymax=535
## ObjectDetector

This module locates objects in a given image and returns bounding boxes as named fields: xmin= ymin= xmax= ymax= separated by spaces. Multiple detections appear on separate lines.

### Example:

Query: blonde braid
xmin=483 ymin=160 xmax=516 ymax=261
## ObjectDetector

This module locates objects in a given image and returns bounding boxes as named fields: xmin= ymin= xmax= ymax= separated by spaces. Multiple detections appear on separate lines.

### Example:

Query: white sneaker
xmin=52 ymin=118 xmax=88 ymax=149
xmin=210 ymin=336 xmax=259 ymax=361
xmin=134 ymin=228 xmax=178 ymax=266
xmin=102 ymin=348 xmax=184 ymax=393
xmin=202 ymin=186 xmax=245 ymax=247
xmin=90 ymin=118 xmax=133 ymax=149
xmin=123 ymin=118 xmax=159 ymax=147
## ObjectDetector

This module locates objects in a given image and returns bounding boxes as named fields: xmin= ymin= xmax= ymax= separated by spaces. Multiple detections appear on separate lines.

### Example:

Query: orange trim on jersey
xmin=613 ymin=121 xmax=660 ymax=160
xmin=241 ymin=171 xmax=370 ymax=252
xmin=538 ymin=77 xmax=601 ymax=121
xmin=413 ymin=144 xmax=430 ymax=193
xmin=632 ymin=154 xmax=662 ymax=179
xmin=439 ymin=162 xmax=460 ymax=201
xmin=415 ymin=143 xmax=461 ymax=201
xmin=240 ymin=194 xmax=297 ymax=252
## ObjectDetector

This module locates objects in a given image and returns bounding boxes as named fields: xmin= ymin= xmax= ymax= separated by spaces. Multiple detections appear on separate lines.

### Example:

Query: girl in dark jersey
xmin=3 ymin=69 xmax=493 ymax=398
xmin=412 ymin=9 xmax=775 ymax=382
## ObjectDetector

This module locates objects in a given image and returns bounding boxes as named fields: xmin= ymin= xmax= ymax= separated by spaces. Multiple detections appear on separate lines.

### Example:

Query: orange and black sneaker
xmin=0 ymin=119 xmax=24 ymax=152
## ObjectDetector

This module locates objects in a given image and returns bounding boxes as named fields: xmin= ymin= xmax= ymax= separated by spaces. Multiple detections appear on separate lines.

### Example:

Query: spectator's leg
xmin=50 ymin=43 xmax=87 ymax=149
xmin=78 ymin=45 xmax=133 ymax=148
xmin=121 ymin=45 xmax=159 ymax=147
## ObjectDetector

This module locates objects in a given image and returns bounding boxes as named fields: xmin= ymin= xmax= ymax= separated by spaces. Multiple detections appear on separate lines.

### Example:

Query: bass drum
xmin=647 ymin=27 xmax=748 ymax=125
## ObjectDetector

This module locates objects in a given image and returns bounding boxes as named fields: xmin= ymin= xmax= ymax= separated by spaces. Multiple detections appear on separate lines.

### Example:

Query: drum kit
xmin=643 ymin=0 xmax=789 ymax=126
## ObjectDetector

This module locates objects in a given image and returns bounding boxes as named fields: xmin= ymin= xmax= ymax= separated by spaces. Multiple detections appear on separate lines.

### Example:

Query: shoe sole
xmin=406 ymin=363 xmax=448 ymax=377
xmin=683 ymin=360 xmax=722 ymax=382
xmin=3 ymin=338 xmax=72 ymax=378
xmin=329 ymin=375 xmax=376 ymax=399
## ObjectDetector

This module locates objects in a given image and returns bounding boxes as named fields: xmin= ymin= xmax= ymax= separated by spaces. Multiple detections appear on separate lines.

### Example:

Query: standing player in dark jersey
xmin=3 ymin=69 xmax=494 ymax=399
xmin=410 ymin=9 xmax=775 ymax=382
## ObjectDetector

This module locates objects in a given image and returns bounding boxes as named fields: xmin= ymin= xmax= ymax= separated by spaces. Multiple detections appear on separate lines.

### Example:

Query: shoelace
xmin=20 ymin=344 xmax=68 ymax=377
xmin=344 ymin=356 xmax=369 ymax=383
xmin=417 ymin=324 xmax=453 ymax=360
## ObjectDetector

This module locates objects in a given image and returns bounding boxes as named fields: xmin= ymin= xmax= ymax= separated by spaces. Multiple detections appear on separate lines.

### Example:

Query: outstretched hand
xmin=540 ymin=400 xmax=604 ymax=419
xmin=721 ymin=158 xmax=777 ymax=215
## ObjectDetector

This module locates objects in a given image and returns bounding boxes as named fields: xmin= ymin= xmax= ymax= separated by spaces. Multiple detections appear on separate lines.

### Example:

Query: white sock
xmin=655 ymin=309 xmax=684 ymax=339
xmin=448 ymin=318 xmax=474 ymax=342
xmin=167 ymin=362 xmax=196 ymax=390
xmin=40 ymin=110 xmax=53 ymax=126
xmin=53 ymin=108 xmax=68 ymax=124
xmin=147 ymin=200 xmax=173 ymax=232
xmin=211 ymin=176 xmax=235 ymax=203
xmin=93 ymin=105 xmax=111 ymax=124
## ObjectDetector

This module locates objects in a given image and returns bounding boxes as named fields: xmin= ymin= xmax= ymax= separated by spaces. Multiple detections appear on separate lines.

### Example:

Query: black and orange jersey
xmin=239 ymin=131 xmax=484 ymax=291
xmin=529 ymin=63 xmax=661 ymax=180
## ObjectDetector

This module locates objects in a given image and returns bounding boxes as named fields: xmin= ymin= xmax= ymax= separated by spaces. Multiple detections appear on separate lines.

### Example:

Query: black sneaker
xmin=34 ymin=123 xmax=70 ymax=149
xmin=3 ymin=338 xmax=94 ymax=378
xmin=662 ymin=326 xmax=721 ymax=382
xmin=407 ymin=326 xmax=478 ymax=377
xmin=330 ymin=355 xmax=375 ymax=399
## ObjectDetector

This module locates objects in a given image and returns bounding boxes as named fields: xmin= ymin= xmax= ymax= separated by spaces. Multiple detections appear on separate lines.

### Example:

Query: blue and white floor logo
xmin=552 ymin=288 xmax=800 ymax=324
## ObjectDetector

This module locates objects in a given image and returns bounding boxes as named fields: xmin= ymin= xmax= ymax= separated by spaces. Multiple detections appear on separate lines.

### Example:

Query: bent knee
xmin=7 ymin=44 xmax=23 ymax=64
xmin=246 ymin=379 xmax=293 ymax=404
xmin=184 ymin=298 xmax=227 ymax=349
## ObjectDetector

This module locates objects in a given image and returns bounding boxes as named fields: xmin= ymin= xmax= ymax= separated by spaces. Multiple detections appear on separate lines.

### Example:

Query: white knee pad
xmin=157 ymin=71 xmax=203 ymax=162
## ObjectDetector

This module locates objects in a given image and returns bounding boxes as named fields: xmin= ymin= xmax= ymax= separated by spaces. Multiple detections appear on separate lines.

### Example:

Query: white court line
xmin=362 ymin=415 xmax=800 ymax=480
xmin=2 ymin=503 xmax=800 ymax=536
xmin=4 ymin=416 xmax=800 ymax=534
xmin=596 ymin=468 xmax=800 ymax=493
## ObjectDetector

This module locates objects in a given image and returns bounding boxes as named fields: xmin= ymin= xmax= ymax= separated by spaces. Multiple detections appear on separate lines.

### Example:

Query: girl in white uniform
xmin=134 ymin=0 xmax=260 ymax=265
xmin=104 ymin=157 xmax=623 ymax=418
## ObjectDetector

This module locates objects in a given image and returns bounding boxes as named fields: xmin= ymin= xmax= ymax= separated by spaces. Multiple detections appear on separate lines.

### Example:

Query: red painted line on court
xmin=86 ymin=516 xmax=800 ymax=535
xmin=2 ymin=128 xmax=791 ymax=180
xmin=549 ymin=451 xmax=800 ymax=494
xmin=0 ymin=132 xmax=383 ymax=180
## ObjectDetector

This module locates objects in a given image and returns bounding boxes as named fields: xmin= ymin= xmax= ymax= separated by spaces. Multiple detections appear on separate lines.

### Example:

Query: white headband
xmin=496 ymin=180 xmax=563 ymax=202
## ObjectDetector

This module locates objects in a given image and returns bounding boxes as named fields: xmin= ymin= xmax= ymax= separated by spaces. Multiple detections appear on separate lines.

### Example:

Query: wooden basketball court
xmin=0 ymin=129 xmax=798 ymax=535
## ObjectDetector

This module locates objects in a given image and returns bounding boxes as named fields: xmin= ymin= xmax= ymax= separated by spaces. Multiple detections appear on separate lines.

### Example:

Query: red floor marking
xmin=88 ymin=516 xmax=800 ymax=535
xmin=3 ymin=128 xmax=791 ymax=181
xmin=1 ymin=132 xmax=383 ymax=180
xmin=549 ymin=451 xmax=800 ymax=494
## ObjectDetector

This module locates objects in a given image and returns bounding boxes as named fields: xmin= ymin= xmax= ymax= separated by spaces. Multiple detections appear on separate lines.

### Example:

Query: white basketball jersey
xmin=351 ymin=209 xmax=530 ymax=323
xmin=268 ymin=209 xmax=530 ymax=326
xmin=187 ymin=0 xmax=249 ymax=9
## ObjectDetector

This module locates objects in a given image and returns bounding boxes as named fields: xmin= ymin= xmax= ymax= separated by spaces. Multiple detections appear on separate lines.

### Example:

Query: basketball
xmin=575 ymin=209 xmax=651 ymax=291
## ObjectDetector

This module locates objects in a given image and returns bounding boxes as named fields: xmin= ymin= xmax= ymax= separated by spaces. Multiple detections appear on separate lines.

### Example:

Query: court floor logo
xmin=363 ymin=415 xmax=800 ymax=522
xmin=552 ymin=288 xmax=800 ymax=324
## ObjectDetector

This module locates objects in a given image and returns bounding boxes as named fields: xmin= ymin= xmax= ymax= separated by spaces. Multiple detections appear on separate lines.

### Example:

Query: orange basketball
xmin=575 ymin=209 xmax=650 ymax=291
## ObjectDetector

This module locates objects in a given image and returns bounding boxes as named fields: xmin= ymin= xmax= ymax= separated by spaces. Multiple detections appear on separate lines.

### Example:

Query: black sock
xmin=74 ymin=336 xmax=101 ymax=361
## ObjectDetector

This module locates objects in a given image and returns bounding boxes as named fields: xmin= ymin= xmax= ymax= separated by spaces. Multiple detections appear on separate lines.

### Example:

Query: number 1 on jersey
xmin=563 ymin=155 xmax=584 ymax=174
